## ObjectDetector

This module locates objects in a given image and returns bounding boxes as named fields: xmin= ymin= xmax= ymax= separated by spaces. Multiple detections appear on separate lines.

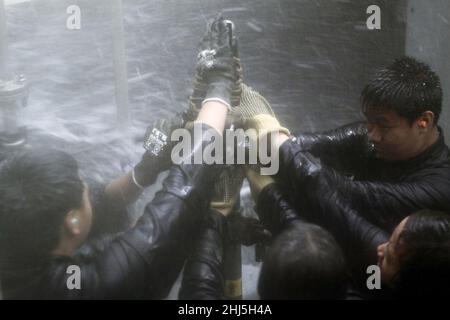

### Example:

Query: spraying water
xmin=1 ymin=0 xmax=448 ymax=299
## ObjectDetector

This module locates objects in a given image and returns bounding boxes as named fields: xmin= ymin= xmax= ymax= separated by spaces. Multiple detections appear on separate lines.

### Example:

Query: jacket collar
xmin=378 ymin=127 xmax=449 ymax=172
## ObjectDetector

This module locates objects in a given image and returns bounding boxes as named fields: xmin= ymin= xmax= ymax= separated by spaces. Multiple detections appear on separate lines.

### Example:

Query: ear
xmin=64 ymin=210 xmax=82 ymax=236
xmin=416 ymin=111 xmax=435 ymax=131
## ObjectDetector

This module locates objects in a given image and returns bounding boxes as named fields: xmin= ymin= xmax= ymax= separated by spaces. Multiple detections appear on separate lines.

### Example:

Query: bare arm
xmin=104 ymin=172 xmax=142 ymax=205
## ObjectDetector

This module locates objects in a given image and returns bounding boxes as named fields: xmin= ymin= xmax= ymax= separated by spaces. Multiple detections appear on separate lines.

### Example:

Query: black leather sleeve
xmin=277 ymin=139 xmax=450 ymax=231
xmin=255 ymin=184 xmax=301 ymax=236
xmin=179 ymin=209 xmax=227 ymax=300
xmin=257 ymin=183 xmax=388 ymax=276
xmin=42 ymin=124 xmax=220 ymax=299
xmin=292 ymin=122 xmax=370 ymax=173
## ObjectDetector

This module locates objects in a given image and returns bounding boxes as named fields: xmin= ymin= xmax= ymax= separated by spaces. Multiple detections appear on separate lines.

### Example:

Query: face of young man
xmin=377 ymin=217 xmax=408 ymax=286
xmin=364 ymin=108 xmax=428 ymax=162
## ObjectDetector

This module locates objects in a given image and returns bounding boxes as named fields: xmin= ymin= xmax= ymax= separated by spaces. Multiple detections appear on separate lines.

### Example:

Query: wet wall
xmin=406 ymin=0 xmax=450 ymax=142
xmin=5 ymin=0 xmax=407 ymax=137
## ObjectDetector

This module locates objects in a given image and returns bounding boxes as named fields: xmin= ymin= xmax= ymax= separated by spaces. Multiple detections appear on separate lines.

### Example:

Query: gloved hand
xmin=133 ymin=114 xmax=184 ymax=188
xmin=229 ymin=216 xmax=272 ymax=246
xmin=195 ymin=14 xmax=242 ymax=111
xmin=210 ymin=165 xmax=245 ymax=217
xmin=232 ymin=83 xmax=290 ymax=136
xmin=245 ymin=166 xmax=276 ymax=201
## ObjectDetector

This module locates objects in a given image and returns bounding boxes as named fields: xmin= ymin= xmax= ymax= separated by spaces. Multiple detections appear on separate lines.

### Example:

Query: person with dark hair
xmin=0 ymin=15 xmax=241 ymax=299
xmin=178 ymin=213 xmax=348 ymax=300
xmin=238 ymin=56 xmax=450 ymax=232
xmin=246 ymin=169 xmax=450 ymax=299
xmin=178 ymin=170 xmax=348 ymax=300
xmin=379 ymin=209 xmax=450 ymax=298
xmin=257 ymin=221 xmax=348 ymax=300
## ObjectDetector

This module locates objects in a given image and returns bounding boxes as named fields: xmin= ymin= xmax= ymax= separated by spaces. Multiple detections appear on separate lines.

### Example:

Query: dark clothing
xmin=279 ymin=122 xmax=450 ymax=232
xmin=1 ymin=124 xmax=219 ymax=299
xmin=179 ymin=209 xmax=227 ymax=300
xmin=178 ymin=184 xmax=313 ymax=301
xmin=178 ymin=180 xmax=390 ymax=300
xmin=259 ymin=183 xmax=389 ymax=299
xmin=178 ymin=123 xmax=450 ymax=300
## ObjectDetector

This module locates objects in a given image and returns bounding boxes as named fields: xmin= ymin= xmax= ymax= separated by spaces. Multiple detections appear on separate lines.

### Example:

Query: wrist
xmin=202 ymin=97 xmax=231 ymax=111
xmin=131 ymin=168 xmax=145 ymax=190
xmin=247 ymin=114 xmax=290 ymax=136
xmin=203 ymin=81 xmax=233 ymax=110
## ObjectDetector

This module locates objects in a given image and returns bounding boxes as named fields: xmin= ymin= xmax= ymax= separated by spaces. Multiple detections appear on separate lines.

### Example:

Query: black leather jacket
xmin=2 ymin=124 xmax=219 ymax=299
xmin=179 ymin=209 xmax=227 ymax=300
xmin=258 ymin=183 xmax=389 ymax=299
xmin=178 ymin=122 xmax=450 ymax=300
xmin=178 ymin=180 xmax=390 ymax=300
xmin=278 ymin=122 xmax=450 ymax=232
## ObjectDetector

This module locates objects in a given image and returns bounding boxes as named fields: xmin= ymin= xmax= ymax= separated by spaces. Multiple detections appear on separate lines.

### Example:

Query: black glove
xmin=196 ymin=14 xmax=241 ymax=110
xmin=228 ymin=215 xmax=272 ymax=246
xmin=133 ymin=114 xmax=184 ymax=188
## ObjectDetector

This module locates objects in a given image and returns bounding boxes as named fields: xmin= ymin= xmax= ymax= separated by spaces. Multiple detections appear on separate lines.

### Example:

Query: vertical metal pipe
xmin=223 ymin=201 xmax=243 ymax=300
xmin=0 ymin=0 xmax=8 ymax=79
xmin=0 ymin=1 xmax=27 ymax=147
xmin=111 ymin=0 xmax=130 ymax=128
xmin=223 ymin=240 xmax=243 ymax=299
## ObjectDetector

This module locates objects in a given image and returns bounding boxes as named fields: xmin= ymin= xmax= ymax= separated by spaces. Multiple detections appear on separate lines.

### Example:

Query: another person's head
xmin=0 ymin=148 xmax=92 ymax=266
xmin=361 ymin=56 xmax=442 ymax=162
xmin=258 ymin=221 xmax=348 ymax=299
xmin=377 ymin=210 xmax=450 ymax=298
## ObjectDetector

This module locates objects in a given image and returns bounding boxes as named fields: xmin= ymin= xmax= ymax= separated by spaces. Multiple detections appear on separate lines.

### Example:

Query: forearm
xmin=291 ymin=122 xmax=368 ymax=153
xmin=105 ymin=100 xmax=228 ymax=206
xmin=290 ymin=122 xmax=369 ymax=171
xmin=196 ymin=101 xmax=228 ymax=135
xmin=104 ymin=171 xmax=143 ymax=206
xmin=259 ymin=178 xmax=386 ymax=264
xmin=277 ymin=139 xmax=408 ymax=229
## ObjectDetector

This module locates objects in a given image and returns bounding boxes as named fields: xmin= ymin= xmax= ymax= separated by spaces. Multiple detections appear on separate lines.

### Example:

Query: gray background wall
xmin=3 ymin=0 xmax=411 ymax=222
xmin=5 ymin=0 xmax=407 ymax=136
xmin=406 ymin=0 xmax=450 ymax=142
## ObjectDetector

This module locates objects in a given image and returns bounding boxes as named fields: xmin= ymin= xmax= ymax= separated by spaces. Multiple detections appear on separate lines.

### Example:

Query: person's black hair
xmin=258 ymin=221 xmax=348 ymax=300
xmin=392 ymin=210 xmax=450 ymax=299
xmin=0 ymin=148 xmax=84 ymax=264
xmin=361 ymin=56 xmax=442 ymax=124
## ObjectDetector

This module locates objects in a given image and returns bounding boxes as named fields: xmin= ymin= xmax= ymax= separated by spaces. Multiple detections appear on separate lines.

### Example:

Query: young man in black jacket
xmin=176 ymin=56 xmax=450 ymax=300
xmin=0 ymin=15 xmax=240 ymax=299
xmin=242 ymin=56 xmax=450 ymax=232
